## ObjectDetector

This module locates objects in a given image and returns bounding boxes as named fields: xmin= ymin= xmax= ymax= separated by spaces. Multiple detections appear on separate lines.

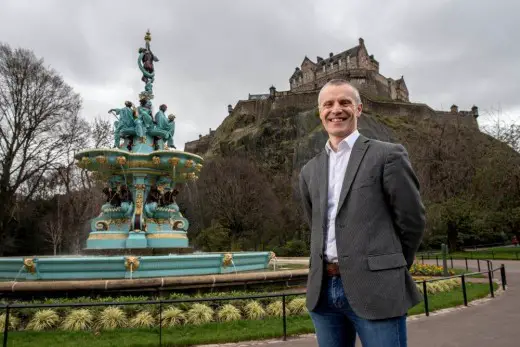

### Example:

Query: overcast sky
xmin=1 ymin=0 xmax=518 ymax=148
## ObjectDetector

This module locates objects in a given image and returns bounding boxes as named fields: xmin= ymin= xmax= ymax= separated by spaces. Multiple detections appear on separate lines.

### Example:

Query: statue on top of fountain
xmin=109 ymin=30 xmax=177 ymax=151
xmin=109 ymin=101 xmax=139 ymax=149
xmin=155 ymin=104 xmax=176 ymax=149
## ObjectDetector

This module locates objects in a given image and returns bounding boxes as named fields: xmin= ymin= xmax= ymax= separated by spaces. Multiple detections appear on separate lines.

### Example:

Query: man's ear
xmin=356 ymin=103 xmax=363 ymax=116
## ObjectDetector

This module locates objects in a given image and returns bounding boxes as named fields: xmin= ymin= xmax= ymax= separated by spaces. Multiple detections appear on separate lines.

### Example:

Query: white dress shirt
xmin=324 ymin=130 xmax=360 ymax=263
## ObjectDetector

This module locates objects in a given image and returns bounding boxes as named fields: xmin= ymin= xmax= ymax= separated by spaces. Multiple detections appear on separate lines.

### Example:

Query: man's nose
xmin=331 ymin=102 xmax=342 ymax=113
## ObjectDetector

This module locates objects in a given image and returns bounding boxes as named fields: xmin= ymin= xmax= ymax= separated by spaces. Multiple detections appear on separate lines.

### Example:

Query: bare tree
xmin=194 ymin=156 xmax=282 ymax=250
xmin=480 ymin=107 xmax=520 ymax=152
xmin=0 ymin=43 xmax=82 ymax=255
xmin=42 ymin=197 xmax=63 ymax=255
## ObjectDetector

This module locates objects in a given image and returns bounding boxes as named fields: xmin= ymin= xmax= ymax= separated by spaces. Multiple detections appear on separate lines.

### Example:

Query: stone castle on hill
xmin=289 ymin=38 xmax=409 ymax=102
xmin=185 ymin=38 xmax=479 ymax=154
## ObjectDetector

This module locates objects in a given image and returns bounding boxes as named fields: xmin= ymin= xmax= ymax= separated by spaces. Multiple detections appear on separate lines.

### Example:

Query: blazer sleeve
xmin=383 ymin=144 xmax=426 ymax=268
xmin=298 ymin=168 xmax=312 ymax=231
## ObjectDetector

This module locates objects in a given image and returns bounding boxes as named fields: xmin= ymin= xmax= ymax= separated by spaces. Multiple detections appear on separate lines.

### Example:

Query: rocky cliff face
xmin=186 ymin=99 xmax=400 ymax=176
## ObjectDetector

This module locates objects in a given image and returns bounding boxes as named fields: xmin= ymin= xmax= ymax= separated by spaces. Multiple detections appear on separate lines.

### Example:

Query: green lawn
xmin=451 ymin=249 xmax=520 ymax=260
xmin=0 ymin=283 xmax=497 ymax=347
xmin=419 ymin=247 xmax=520 ymax=261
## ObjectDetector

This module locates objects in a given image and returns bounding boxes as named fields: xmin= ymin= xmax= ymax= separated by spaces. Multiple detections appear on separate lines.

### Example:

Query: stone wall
xmin=273 ymin=90 xmax=319 ymax=111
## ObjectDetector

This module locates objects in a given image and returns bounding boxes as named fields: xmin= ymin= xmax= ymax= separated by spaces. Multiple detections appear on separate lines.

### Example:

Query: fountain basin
xmin=0 ymin=252 xmax=272 ymax=281
xmin=75 ymin=147 xmax=203 ymax=183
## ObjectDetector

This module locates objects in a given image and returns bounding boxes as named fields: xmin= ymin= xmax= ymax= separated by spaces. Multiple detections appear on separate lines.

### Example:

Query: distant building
xmin=289 ymin=38 xmax=409 ymax=102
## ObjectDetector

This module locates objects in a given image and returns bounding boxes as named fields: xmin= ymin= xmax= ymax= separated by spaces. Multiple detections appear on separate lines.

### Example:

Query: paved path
xmin=203 ymin=259 xmax=519 ymax=347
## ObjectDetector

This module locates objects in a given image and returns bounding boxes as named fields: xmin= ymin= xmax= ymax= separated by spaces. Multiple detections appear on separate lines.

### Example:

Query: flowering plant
xmin=410 ymin=263 xmax=454 ymax=276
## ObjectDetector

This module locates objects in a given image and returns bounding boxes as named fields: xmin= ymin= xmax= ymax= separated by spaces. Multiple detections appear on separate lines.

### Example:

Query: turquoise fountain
xmin=0 ymin=31 xmax=272 ymax=283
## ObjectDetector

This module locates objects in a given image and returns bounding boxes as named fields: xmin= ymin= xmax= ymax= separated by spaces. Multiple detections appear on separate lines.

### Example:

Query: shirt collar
xmin=325 ymin=130 xmax=360 ymax=154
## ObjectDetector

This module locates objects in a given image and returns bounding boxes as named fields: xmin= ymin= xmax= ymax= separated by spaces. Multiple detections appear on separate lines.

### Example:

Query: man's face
xmin=318 ymin=84 xmax=362 ymax=139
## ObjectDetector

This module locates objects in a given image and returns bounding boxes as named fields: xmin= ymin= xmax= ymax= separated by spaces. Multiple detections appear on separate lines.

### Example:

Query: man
xmin=299 ymin=79 xmax=425 ymax=346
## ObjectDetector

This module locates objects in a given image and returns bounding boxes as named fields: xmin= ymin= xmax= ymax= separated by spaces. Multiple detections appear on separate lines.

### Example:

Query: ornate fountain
xmin=76 ymin=30 xmax=200 ymax=253
xmin=0 ymin=32 xmax=273 ymax=284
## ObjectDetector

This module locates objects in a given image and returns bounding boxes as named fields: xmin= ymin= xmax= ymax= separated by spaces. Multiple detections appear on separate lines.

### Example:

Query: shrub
xmin=0 ymin=313 xmax=20 ymax=331
xmin=130 ymin=311 xmax=155 ymax=328
xmin=186 ymin=304 xmax=213 ymax=325
xmin=243 ymin=300 xmax=266 ymax=320
xmin=61 ymin=309 xmax=94 ymax=331
xmin=287 ymin=297 xmax=307 ymax=315
xmin=26 ymin=309 xmax=60 ymax=331
xmin=410 ymin=263 xmax=455 ymax=276
xmin=266 ymin=301 xmax=284 ymax=317
xmin=161 ymin=307 xmax=185 ymax=327
xmin=96 ymin=307 xmax=127 ymax=330
xmin=217 ymin=304 xmax=241 ymax=322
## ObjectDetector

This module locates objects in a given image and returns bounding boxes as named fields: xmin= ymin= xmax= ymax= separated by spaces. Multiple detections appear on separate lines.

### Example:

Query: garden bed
xmin=0 ymin=282 xmax=498 ymax=347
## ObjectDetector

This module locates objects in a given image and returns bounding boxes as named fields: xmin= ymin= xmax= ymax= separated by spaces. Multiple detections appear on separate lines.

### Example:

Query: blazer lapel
xmin=317 ymin=150 xmax=329 ymax=230
xmin=336 ymin=136 xmax=370 ymax=213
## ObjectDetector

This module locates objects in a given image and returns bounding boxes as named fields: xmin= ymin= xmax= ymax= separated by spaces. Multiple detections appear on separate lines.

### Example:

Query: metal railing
xmin=417 ymin=258 xmax=507 ymax=316
xmin=418 ymin=248 xmax=520 ymax=261
xmin=0 ymin=259 xmax=508 ymax=347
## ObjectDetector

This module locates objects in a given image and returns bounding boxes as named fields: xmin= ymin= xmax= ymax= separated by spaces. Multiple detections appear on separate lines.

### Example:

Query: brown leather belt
xmin=325 ymin=262 xmax=340 ymax=277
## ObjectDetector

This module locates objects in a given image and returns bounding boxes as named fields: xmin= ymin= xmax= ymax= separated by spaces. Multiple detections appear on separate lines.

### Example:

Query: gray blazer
xmin=299 ymin=134 xmax=426 ymax=320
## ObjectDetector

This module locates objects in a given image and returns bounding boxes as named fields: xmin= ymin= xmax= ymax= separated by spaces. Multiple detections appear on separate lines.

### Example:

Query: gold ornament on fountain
xmin=152 ymin=156 xmax=161 ymax=165
xmin=144 ymin=29 xmax=151 ymax=43
xmin=168 ymin=157 xmax=180 ymax=166
xmin=125 ymin=256 xmax=140 ymax=271
xmin=80 ymin=157 xmax=91 ymax=166
xmin=195 ymin=164 xmax=203 ymax=172
xmin=184 ymin=159 xmax=194 ymax=168
xmin=23 ymin=258 xmax=36 ymax=273
xmin=95 ymin=155 xmax=107 ymax=164
xmin=116 ymin=156 xmax=127 ymax=165
xmin=222 ymin=253 xmax=233 ymax=267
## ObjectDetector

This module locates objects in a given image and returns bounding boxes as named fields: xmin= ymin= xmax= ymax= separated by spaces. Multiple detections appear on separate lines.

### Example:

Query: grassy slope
xmin=1 ymin=283 xmax=497 ymax=347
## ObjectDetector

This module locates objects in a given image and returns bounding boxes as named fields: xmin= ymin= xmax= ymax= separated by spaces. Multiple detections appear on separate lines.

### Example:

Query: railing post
xmin=461 ymin=275 xmax=468 ymax=306
xmin=159 ymin=300 xmax=163 ymax=347
xmin=421 ymin=255 xmax=424 ymax=264
xmin=465 ymin=257 xmax=468 ymax=271
xmin=282 ymin=294 xmax=287 ymax=341
xmin=500 ymin=264 xmax=507 ymax=290
xmin=477 ymin=259 xmax=481 ymax=272
xmin=422 ymin=281 xmax=429 ymax=317
xmin=488 ymin=269 xmax=495 ymax=298
xmin=3 ymin=305 xmax=9 ymax=347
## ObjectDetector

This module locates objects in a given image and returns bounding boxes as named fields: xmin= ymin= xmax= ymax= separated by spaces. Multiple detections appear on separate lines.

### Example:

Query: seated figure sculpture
xmin=100 ymin=184 xmax=134 ymax=219
xmin=137 ymin=99 xmax=154 ymax=138
xmin=154 ymin=104 xmax=177 ymax=149
xmin=109 ymin=101 xmax=137 ymax=148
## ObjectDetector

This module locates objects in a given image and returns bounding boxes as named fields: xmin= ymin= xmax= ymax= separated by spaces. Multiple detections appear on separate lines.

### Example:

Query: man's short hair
xmin=318 ymin=79 xmax=362 ymax=106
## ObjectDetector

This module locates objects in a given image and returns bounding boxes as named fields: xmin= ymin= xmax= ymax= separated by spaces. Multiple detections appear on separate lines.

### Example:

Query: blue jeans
xmin=309 ymin=276 xmax=407 ymax=347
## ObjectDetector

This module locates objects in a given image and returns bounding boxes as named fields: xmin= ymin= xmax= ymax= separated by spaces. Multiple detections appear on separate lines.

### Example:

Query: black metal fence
xmin=0 ymin=259 xmax=508 ymax=347
xmin=419 ymin=249 xmax=520 ymax=261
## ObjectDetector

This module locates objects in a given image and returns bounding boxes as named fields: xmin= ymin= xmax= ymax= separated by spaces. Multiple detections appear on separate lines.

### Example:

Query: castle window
xmin=347 ymin=56 xmax=350 ymax=65
xmin=323 ymin=65 xmax=326 ymax=72
xmin=339 ymin=59 xmax=342 ymax=66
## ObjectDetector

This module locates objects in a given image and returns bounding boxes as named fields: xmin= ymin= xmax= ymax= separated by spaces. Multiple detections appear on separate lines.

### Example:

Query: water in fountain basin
xmin=120 ymin=164 xmax=128 ymax=185
xmin=185 ymin=182 xmax=193 ymax=205
xmin=12 ymin=265 xmax=26 ymax=282
xmin=230 ymin=259 xmax=238 ymax=274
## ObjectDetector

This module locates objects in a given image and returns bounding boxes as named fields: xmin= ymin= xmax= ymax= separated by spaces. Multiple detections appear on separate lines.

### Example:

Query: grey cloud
xmin=0 ymin=0 xmax=518 ymax=148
